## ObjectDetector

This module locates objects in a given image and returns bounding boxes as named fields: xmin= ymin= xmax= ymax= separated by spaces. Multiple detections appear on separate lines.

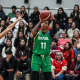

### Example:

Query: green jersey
xmin=33 ymin=31 xmax=52 ymax=55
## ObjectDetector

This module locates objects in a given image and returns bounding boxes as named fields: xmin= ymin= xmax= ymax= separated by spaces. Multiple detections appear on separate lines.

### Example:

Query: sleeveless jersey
xmin=33 ymin=31 xmax=52 ymax=55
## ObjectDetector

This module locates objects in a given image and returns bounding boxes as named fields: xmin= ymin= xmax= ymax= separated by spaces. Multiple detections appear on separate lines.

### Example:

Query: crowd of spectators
xmin=0 ymin=4 xmax=80 ymax=80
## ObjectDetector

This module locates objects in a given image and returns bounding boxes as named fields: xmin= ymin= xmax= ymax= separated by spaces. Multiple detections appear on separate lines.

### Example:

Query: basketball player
xmin=31 ymin=11 xmax=57 ymax=80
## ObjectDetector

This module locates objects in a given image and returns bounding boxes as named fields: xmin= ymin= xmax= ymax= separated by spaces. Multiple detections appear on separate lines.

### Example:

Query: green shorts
xmin=31 ymin=54 xmax=51 ymax=72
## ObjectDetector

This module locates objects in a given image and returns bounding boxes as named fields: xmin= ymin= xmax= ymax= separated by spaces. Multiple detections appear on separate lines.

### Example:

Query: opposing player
xmin=0 ymin=14 xmax=23 ymax=39
xmin=31 ymin=11 xmax=57 ymax=80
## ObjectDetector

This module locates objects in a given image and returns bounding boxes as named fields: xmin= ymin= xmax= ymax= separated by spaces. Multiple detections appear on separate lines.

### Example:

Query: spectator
xmin=55 ymin=21 xmax=63 ymax=39
xmin=0 ymin=5 xmax=5 ymax=21
xmin=52 ymin=52 xmax=67 ymax=80
xmin=0 ymin=57 xmax=3 ymax=74
xmin=1 ymin=49 xmax=17 ymax=80
xmin=58 ymin=31 xmax=71 ymax=49
xmin=50 ymin=38 xmax=61 ymax=62
xmin=6 ymin=5 xmax=17 ymax=23
xmin=73 ymin=31 xmax=80 ymax=57
xmin=67 ymin=54 xmax=80 ymax=80
xmin=67 ymin=22 xmax=79 ymax=40
xmin=15 ymin=39 xmax=29 ymax=59
xmin=10 ymin=11 xmax=28 ymax=29
xmin=14 ymin=31 xmax=27 ymax=48
xmin=4 ymin=31 xmax=15 ymax=46
xmin=56 ymin=7 xmax=68 ymax=29
xmin=2 ymin=39 xmax=16 ymax=58
xmin=62 ymin=42 xmax=74 ymax=68
xmin=14 ymin=51 xmax=31 ymax=80
xmin=75 ymin=12 xmax=80 ymax=30
xmin=28 ymin=33 xmax=34 ymax=59
xmin=44 ymin=6 xmax=49 ymax=10
xmin=72 ymin=30 xmax=80 ymax=48
xmin=29 ymin=6 xmax=40 ymax=26
xmin=70 ymin=5 xmax=79 ymax=22
xmin=0 ymin=21 xmax=6 ymax=50
xmin=64 ymin=17 xmax=73 ymax=31
xmin=25 ymin=21 xmax=34 ymax=38
xmin=20 ymin=6 xmax=29 ymax=23
xmin=17 ymin=21 xmax=27 ymax=35
xmin=8 ymin=21 xmax=17 ymax=38
xmin=73 ymin=45 xmax=80 ymax=58
xmin=0 ymin=20 xmax=6 ymax=33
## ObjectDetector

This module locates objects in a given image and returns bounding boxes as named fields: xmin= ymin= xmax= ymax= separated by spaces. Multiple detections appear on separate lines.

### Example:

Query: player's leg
xmin=42 ymin=55 xmax=51 ymax=80
xmin=31 ymin=71 xmax=39 ymax=80
xmin=43 ymin=72 xmax=51 ymax=80
xmin=31 ymin=54 xmax=42 ymax=80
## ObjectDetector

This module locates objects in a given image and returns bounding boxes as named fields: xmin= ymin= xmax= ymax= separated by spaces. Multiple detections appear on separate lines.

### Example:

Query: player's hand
xmin=17 ymin=14 xmax=24 ymax=21
xmin=49 ymin=11 xmax=55 ymax=20
xmin=39 ymin=15 xmax=43 ymax=23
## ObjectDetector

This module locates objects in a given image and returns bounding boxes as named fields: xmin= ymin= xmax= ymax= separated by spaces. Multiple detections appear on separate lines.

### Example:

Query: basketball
xmin=40 ymin=10 xmax=51 ymax=21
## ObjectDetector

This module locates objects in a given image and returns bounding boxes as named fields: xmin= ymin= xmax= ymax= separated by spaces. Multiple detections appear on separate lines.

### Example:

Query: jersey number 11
xmin=41 ymin=42 xmax=46 ymax=49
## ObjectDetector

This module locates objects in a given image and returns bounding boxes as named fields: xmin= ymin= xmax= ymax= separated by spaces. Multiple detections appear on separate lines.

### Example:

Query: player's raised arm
xmin=49 ymin=12 xmax=57 ymax=35
xmin=31 ymin=19 xmax=41 ymax=35
xmin=0 ymin=14 xmax=24 ymax=39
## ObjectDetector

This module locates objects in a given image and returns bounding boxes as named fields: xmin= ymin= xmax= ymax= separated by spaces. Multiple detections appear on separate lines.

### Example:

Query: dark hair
xmin=0 ymin=20 xmax=6 ymax=27
xmin=12 ymin=5 xmax=17 ymax=9
xmin=17 ymin=31 xmax=24 ymax=38
xmin=44 ymin=6 xmax=49 ymax=10
xmin=19 ymin=39 xmax=26 ymax=51
xmin=64 ymin=42 xmax=72 ymax=51
xmin=58 ymin=7 xmax=64 ymax=14
xmin=29 ymin=21 xmax=34 ymax=24
xmin=5 ymin=49 xmax=12 ymax=54
xmin=5 ymin=38 xmax=12 ymax=52
xmin=1 ymin=20 xmax=5 ymax=23
xmin=73 ymin=5 xmax=79 ymax=13
xmin=75 ymin=53 xmax=80 ymax=62
xmin=57 ymin=7 xmax=67 ymax=21
xmin=55 ymin=21 xmax=61 ymax=27
xmin=7 ymin=31 xmax=13 ymax=39
xmin=29 ymin=21 xmax=34 ymax=27
xmin=52 ymin=38 xmax=58 ymax=43
xmin=18 ymin=21 xmax=25 ymax=34
xmin=71 ymin=21 xmax=77 ymax=28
